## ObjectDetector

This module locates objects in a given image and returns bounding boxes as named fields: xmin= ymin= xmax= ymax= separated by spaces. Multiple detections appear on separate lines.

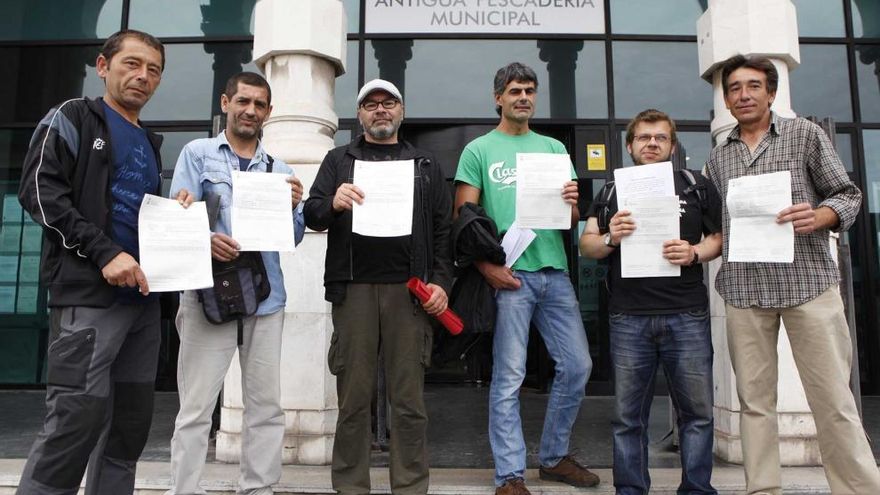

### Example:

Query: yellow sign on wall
xmin=587 ymin=144 xmax=606 ymax=171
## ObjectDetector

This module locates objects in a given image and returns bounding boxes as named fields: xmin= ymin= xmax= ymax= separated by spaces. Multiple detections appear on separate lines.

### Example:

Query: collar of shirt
xmin=215 ymin=130 xmax=270 ymax=171
xmin=725 ymin=111 xmax=782 ymax=144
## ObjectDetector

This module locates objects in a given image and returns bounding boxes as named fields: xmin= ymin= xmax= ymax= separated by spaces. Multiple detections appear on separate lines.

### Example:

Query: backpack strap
xmin=265 ymin=154 xmax=274 ymax=173
xmin=679 ymin=169 xmax=718 ymax=234
xmin=595 ymin=181 xmax=617 ymax=233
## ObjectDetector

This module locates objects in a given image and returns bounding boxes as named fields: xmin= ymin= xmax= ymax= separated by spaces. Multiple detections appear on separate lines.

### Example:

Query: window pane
xmin=129 ymin=0 xmax=256 ymax=37
xmin=856 ymin=45 xmax=880 ymax=122
xmin=836 ymin=132 xmax=854 ymax=173
xmin=865 ymin=130 xmax=880 ymax=215
xmin=365 ymin=40 xmax=607 ymax=119
xmin=793 ymin=0 xmax=845 ymax=37
xmin=790 ymin=44 xmax=852 ymax=121
xmin=0 ymin=46 xmax=104 ymax=124
xmin=336 ymin=42 xmax=359 ymax=119
xmin=852 ymin=0 xmax=880 ymax=38
xmin=0 ymin=0 xmax=121 ymax=41
xmin=862 ymin=130 xmax=880 ymax=327
xmin=0 ymin=129 xmax=32 ymax=182
xmin=617 ymin=130 xmax=712 ymax=169
xmin=156 ymin=131 xmax=210 ymax=173
xmin=610 ymin=0 xmax=705 ymax=36
xmin=343 ymin=0 xmax=360 ymax=34
xmin=335 ymin=128 xmax=353 ymax=146
xmin=613 ymin=41 xmax=712 ymax=121
xmin=140 ymin=43 xmax=258 ymax=121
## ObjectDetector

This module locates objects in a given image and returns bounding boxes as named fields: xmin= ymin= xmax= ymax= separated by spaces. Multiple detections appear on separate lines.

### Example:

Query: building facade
xmin=1 ymin=0 xmax=879 ymax=402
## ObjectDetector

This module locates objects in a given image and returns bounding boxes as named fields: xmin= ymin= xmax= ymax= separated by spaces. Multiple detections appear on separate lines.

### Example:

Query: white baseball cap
xmin=356 ymin=79 xmax=403 ymax=107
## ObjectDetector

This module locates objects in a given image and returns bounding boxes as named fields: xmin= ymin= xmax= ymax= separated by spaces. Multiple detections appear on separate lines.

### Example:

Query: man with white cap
xmin=304 ymin=79 xmax=453 ymax=495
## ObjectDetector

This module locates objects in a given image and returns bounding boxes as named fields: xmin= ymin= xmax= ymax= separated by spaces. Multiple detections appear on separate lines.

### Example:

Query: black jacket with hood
xmin=304 ymin=135 xmax=453 ymax=303
xmin=18 ymin=97 xmax=163 ymax=307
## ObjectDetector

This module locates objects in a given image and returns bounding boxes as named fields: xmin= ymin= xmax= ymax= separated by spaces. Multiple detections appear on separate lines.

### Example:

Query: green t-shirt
xmin=455 ymin=129 xmax=575 ymax=272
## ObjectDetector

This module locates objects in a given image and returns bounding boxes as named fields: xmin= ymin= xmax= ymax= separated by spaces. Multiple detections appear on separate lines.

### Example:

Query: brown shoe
xmin=495 ymin=478 xmax=531 ymax=495
xmin=539 ymin=455 xmax=600 ymax=488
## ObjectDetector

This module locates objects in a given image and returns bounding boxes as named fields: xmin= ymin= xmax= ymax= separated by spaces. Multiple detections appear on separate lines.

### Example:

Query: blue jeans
xmin=489 ymin=269 xmax=592 ymax=486
xmin=609 ymin=311 xmax=716 ymax=495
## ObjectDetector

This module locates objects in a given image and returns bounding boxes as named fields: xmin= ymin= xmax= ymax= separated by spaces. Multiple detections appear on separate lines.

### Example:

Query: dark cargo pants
xmin=329 ymin=283 xmax=433 ymax=495
xmin=16 ymin=299 xmax=160 ymax=495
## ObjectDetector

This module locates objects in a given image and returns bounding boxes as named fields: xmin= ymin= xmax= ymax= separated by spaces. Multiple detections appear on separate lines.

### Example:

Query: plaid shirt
xmin=705 ymin=113 xmax=861 ymax=309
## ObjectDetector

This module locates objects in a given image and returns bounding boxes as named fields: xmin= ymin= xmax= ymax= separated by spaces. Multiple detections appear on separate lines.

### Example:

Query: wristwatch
xmin=603 ymin=233 xmax=618 ymax=248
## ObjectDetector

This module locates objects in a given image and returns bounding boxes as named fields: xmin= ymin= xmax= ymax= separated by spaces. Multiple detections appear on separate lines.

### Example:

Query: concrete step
xmin=0 ymin=459 xmax=833 ymax=494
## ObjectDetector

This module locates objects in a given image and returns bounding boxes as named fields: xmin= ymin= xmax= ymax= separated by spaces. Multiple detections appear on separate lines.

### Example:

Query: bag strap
xmin=595 ymin=181 xmax=616 ymax=232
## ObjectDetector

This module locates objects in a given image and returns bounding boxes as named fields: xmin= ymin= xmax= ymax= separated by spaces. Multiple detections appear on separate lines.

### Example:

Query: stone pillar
xmin=697 ymin=0 xmax=823 ymax=465
xmin=215 ymin=0 xmax=346 ymax=465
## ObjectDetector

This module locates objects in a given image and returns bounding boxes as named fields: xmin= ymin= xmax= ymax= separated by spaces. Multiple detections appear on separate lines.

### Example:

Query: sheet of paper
xmin=613 ymin=161 xmax=675 ymax=206
xmin=352 ymin=159 xmax=414 ymax=237
xmin=726 ymin=171 xmax=793 ymax=263
xmin=500 ymin=224 xmax=537 ymax=268
xmin=231 ymin=171 xmax=295 ymax=252
xmin=514 ymin=153 xmax=572 ymax=229
xmin=138 ymin=194 xmax=213 ymax=292
xmin=620 ymin=196 xmax=681 ymax=278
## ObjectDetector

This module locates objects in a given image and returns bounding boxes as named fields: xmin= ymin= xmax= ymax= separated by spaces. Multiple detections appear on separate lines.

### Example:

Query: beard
xmin=365 ymin=120 xmax=399 ymax=140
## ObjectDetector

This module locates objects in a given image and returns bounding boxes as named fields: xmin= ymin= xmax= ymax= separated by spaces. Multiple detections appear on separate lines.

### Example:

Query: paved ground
xmin=1 ymin=387 xmax=876 ymax=493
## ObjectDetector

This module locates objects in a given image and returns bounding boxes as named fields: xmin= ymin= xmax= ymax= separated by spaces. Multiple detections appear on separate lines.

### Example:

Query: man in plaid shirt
xmin=705 ymin=54 xmax=880 ymax=495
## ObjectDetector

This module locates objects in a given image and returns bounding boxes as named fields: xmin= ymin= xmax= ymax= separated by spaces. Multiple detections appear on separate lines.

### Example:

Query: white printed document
xmin=231 ymin=171 xmax=295 ymax=252
xmin=620 ymin=196 xmax=681 ymax=278
xmin=138 ymin=194 xmax=213 ymax=292
xmin=500 ymin=224 xmax=537 ymax=268
xmin=726 ymin=171 xmax=793 ymax=263
xmin=352 ymin=159 xmax=414 ymax=237
xmin=514 ymin=153 xmax=572 ymax=229
xmin=613 ymin=161 xmax=675 ymax=206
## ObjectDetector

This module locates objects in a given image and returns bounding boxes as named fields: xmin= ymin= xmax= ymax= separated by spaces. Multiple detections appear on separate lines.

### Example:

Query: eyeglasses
xmin=634 ymin=134 xmax=670 ymax=144
xmin=360 ymin=99 xmax=400 ymax=111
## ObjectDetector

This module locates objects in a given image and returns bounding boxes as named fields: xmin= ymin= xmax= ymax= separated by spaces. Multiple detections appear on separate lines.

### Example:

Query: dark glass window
xmin=365 ymin=40 xmax=607 ymax=119
xmin=856 ymin=45 xmax=880 ymax=122
xmin=612 ymin=41 xmax=712 ymax=121
xmin=0 ymin=46 xmax=104 ymax=124
xmin=129 ymin=0 xmax=256 ymax=37
xmin=836 ymin=132 xmax=854 ymax=173
xmin=156 ymin=131 xmax=210 ymax=172
xmin=610 ymin=0 xmax=706 ymax=36
xmin=793 ymin=0 xmax=845 ymax=37
xmin=337 ymin=41 xmax=359 ymax=119
xmin=343 ymin=0 xmax=361 ymax=34
xmin=0 ymin=0 xmax=122 ymax=41
xmin=335 ymin=128 xmax=353 ymax=146
xmin=617 ymin=130 xmax=712 ymax=169
xmin=140 ymin=43 xmax=258 ymax=122
xmin=0 ymin=129 xmax=31 ymax=181
xmin=852 ymin=0 xmax=880 ymax=38
xmin=790 ymin=44 xmax=852 ymax=121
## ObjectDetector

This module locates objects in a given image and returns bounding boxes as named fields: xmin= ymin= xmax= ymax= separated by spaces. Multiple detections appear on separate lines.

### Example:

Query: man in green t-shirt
xmin=454 ymin=62 xmax=598 ymax=495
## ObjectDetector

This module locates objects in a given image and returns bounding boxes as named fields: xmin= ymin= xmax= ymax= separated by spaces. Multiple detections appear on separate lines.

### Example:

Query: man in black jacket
xmin=304 ymin=79 xmax=453 ymax=495
xmin=16 ymin=30 xmax=189 ymax=495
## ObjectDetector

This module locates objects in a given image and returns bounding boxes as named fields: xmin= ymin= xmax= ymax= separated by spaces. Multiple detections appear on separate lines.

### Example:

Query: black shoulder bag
xmin=196 ymin=157 xmax=274 ymax=345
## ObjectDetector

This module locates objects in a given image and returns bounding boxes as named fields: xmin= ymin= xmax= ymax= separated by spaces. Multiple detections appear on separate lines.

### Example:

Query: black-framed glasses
xmin=360 ymin=99 xmax=400 ymax=111
xmin=634 ymin=133 xmax=670 ymax=144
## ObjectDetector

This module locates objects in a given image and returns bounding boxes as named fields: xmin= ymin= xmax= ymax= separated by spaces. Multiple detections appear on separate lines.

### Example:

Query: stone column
xmin=215 ymin=0 xmax=346 ymax=465
xmin=697 ymin=0 xmax=822 ymax=465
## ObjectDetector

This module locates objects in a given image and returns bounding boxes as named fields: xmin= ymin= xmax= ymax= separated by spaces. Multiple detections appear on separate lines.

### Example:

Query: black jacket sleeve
xmin=18 ymin=105 xmax=122 ymax=269
xmin=304 ymin=148 xmax=343 ymax=232
xmin=427 ymin=154 xmax=454 ymax=294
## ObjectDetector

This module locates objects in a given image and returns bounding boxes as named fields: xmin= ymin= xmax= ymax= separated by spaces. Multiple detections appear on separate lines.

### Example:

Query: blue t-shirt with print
xmin=103 ymin=101 xmax=159 ymax=302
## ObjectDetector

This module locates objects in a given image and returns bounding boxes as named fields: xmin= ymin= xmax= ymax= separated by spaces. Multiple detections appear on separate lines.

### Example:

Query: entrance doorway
xmin=401 ymin=123 xmax=614 ymax=395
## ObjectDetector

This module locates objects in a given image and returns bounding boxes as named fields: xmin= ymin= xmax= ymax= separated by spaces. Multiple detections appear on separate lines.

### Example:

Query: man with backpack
xmin=166 ymin=71 xmax=304 ymax=495
xmin=579 ymin=109 xmax=722 ymax=495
